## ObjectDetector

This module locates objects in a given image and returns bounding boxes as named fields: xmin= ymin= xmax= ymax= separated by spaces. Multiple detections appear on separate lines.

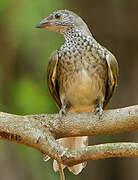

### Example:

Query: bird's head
xmin=36 ymin=10 xmax=90 ymax=35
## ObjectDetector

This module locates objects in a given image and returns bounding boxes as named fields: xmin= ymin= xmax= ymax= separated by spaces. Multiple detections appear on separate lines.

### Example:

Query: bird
xmin=36 ymin=10 xmax=118 ymax=175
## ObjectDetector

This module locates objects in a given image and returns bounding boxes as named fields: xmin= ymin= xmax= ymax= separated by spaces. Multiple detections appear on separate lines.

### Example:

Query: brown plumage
xmin=36 ymin=10 xmax=118 ymax=175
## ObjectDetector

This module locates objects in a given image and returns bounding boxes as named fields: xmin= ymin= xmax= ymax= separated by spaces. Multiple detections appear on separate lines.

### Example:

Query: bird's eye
xmin=55 ymin=13 xmax=61 ymax=19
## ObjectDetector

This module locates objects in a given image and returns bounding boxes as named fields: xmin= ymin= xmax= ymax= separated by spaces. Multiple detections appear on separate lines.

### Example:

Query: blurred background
xmin=0 ymin=0 xmax=138 ymax=179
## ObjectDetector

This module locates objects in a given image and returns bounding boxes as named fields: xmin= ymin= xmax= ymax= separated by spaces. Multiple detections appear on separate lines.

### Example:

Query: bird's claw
xmin=59 ymin=108 xmax=67 ymax=120
xmin=95 ymin=106 xmax=103 ymax=118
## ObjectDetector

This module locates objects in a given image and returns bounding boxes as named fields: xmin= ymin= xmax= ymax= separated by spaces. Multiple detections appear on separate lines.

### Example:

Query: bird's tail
xmin=53 ymin=136 xmax=88 ymax=175
xmin=53 ymin=106 xmax=94 ymax=175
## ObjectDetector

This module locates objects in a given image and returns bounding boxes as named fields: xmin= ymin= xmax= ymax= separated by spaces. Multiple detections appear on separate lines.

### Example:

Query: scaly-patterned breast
xmin=57 ymin=49 xmax=108 ymax=109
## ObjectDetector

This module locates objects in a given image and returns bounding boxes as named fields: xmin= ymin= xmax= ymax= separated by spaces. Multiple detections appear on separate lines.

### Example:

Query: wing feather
xmin=47 ymin=50 xmax=62 ymax=109
xmin=104 ymin=51 xmax=119 ymax=108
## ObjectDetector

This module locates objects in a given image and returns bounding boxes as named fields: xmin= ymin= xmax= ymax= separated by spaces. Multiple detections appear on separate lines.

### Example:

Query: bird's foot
xmin=59 ymin=107 xmax=67 ymax=120
xmin=95 ymin=106 xmax=103 ymax=118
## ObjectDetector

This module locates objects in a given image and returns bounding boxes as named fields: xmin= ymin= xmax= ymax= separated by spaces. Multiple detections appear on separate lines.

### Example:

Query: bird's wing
xmin=104 ymin=51 xmax=119 ymax=108
xmin=47 ymin=50 xmax=62 ymax=109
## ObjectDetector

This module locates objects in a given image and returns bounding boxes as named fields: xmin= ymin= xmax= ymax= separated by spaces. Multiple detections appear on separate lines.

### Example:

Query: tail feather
xmin=53 ymin=136 xmax=88 ymax=175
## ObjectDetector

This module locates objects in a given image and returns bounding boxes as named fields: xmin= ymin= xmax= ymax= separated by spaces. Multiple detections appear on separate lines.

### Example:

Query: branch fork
xmin=0 ymin=105 xmax=138 ymax=177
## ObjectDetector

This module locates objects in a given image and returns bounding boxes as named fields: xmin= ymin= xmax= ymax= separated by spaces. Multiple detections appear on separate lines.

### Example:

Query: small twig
xmin=60 ymin=142 xmax=138 ymax=166
xmin=58 ymin=162 xmax=65 ymax=180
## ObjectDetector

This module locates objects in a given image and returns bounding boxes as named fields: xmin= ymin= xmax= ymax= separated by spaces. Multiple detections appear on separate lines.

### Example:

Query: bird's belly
xmin=64 ymin=69 xmax=101 ymax=108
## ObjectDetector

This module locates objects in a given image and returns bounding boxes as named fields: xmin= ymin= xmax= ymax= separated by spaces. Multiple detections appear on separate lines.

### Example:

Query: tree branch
xmin=0 ymin=105 xmax=138 ymax=166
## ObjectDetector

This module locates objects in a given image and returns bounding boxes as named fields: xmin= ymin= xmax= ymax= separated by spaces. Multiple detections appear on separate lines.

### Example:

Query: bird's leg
xmin=95 ymin=101 xmax=103 ymax=117
xmin=59 ymin=105 xmax=67 ymax=119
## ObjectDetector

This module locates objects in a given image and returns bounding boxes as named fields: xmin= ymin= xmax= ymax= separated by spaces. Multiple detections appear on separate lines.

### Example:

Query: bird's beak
xmin=36 ymin=18 xmax=52 ymax=28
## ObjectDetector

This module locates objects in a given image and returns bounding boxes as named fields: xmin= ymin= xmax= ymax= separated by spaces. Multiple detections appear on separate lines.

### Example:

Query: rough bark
xmin=0 ymin=105 xmax=138 ymax=166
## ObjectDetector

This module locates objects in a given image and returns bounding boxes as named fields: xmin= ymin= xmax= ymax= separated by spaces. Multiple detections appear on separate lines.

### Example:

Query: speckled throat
xmin=59 ymin=27 xmax=107 ymax=60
